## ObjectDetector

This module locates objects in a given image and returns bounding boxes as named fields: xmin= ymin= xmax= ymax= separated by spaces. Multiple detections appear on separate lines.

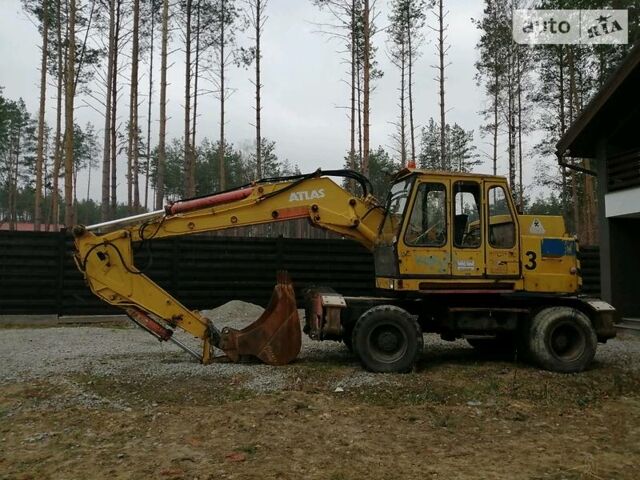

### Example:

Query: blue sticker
xmin=541 ymin=238 xmax=576 ymax=257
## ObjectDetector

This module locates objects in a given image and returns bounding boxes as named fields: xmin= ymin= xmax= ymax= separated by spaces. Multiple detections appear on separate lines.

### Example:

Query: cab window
xmin=453 ymin=181 xmax=481 ymax=248
xmin=380 ymin=177 xmax=414 ymax=239
xmin=487 ymin=185 xmax=516 ymax=248
xmin=405 ymin=183 xmax=446 ymax=247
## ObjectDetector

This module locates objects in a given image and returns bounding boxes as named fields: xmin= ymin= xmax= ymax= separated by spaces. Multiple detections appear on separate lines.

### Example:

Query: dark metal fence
xmin=0 ymin=231 xmax=601 ymax=316
xmin=0 ymin=231 xmax=375 ymax=315
xmin=579 ymin=245 xmax=601 ymax=296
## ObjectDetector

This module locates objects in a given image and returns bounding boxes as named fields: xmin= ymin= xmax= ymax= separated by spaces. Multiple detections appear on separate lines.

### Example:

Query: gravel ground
xmin=0 ymin=301 xmax=362 ymax=391
xmin=3 ymin=302 xmax=640 ymax=480
xmin=1 ymin=300 xmax=638 ymax=391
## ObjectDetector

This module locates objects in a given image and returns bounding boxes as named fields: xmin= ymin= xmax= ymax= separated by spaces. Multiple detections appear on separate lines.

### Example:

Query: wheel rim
xmin=548 ymin=320 xmax=585 ymax=361
xmin=367 ymin=324 xmax=408 ymax=364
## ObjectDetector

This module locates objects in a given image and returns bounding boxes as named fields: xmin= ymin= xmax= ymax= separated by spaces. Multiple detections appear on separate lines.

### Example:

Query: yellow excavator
xmin=72 ymin=168 xmax=616 ymax=373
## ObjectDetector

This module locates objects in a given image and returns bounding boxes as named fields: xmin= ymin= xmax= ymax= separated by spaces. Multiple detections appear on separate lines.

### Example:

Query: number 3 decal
xmin=525 ymin=251 xmax=537 ymax=270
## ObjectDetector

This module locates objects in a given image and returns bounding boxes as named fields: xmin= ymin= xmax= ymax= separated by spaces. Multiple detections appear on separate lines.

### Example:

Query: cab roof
xmin=392 ymin=167 xmax=508 ymax=183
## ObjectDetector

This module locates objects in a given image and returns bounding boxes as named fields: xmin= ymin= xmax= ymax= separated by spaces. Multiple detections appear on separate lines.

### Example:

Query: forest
xmin=0 ymin=0 xmax=638 ymax=243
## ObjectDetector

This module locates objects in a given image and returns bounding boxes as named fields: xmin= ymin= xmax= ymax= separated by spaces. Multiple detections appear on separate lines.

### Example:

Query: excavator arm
xmin=72 ymin=170 xmax=384 ymax=365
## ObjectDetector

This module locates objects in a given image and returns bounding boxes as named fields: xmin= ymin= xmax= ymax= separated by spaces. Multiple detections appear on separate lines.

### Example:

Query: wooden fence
xmin=0 ymin=231 xmax=600 ymax=315
xmin=0 ymin=231 xmax=375 ymax=315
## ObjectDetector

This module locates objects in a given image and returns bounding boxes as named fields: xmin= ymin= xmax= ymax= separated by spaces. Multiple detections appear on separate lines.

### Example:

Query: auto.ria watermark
xmin=513 ymin=9 xmax=628 ymax=45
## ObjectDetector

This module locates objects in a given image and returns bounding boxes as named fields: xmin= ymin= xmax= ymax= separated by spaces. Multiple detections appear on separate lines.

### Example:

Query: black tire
xmin=528 ymin=307 xmax=597 ymax=373
xmin=466 ymin=335 xmax=515 ymax=356
xmin=352 ymin=305 xmax=423 ymax=373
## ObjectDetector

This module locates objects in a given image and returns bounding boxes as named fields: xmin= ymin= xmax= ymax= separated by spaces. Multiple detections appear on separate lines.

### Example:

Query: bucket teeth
xmin=217 ymin=272 xmax=301 ymax=366
xmin=276 ymin=270 xmax=290 ymax=285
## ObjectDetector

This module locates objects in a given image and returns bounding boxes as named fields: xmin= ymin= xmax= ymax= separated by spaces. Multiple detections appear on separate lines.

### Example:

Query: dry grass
xmin=2 ymin=341 xmax=640 ymax=479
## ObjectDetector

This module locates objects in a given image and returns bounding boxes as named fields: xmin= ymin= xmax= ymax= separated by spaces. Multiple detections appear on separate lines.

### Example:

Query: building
xmin=556 ymin=43 xmax=640 ymax=323
xmin=0 ymin=222 xmax=64 ymax=232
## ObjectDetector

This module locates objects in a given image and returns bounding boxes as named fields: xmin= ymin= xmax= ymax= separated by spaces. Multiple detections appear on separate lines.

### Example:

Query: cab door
xmin=450 ymin=180 xmax=485 ymax=277
xmin=397 ymin=178 xmax=451 ymax=277
xmin=484 ymin=181 xmax=520 ymax=277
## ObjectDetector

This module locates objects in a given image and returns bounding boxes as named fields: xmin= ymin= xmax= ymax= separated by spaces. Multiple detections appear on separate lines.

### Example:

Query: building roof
xmin=0 ymin=222 xmax=64 ymax=232
xmin=556 ymin=42 xmax=640 ymax=159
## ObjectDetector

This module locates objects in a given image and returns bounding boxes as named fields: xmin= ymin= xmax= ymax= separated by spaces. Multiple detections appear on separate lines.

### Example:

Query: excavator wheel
xmin=352 ymin=305 xmax=423 ymax=373
xmin=528 ymin=307 xmax=596 ymax=373
xmin=216 ymin=271 xmax=301 ymax=366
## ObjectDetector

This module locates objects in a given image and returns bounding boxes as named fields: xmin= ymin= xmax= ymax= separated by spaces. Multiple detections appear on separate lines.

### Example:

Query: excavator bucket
xmin=217 ymin=271 xmax=301 ymax=365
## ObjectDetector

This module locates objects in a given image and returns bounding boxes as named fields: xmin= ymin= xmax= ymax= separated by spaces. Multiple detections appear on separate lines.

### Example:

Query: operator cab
xmin=374 ymin=169 xmax=521 ymax=287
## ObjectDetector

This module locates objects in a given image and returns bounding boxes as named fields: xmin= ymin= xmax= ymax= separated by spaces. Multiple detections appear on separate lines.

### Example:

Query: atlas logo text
xmin=289 ymin=189 xmax=326 ymax=202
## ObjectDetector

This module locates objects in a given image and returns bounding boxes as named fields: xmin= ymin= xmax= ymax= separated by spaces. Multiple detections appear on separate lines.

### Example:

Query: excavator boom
xmin=72 ymin=170 xmax=384 ymax=365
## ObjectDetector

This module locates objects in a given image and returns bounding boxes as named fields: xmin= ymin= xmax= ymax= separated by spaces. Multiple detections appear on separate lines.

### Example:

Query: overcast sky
xmin=0 ymin=0 xmax=542 ymax=202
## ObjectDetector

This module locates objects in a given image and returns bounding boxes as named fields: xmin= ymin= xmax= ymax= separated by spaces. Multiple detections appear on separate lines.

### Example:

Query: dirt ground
xmin=1 ymin=314 xmax=640 ymax=479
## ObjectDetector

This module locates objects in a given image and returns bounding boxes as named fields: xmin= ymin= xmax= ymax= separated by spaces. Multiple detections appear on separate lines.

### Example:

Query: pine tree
xmin=155 ymin=0 xmax=169 ymax=209
xmin=207 ymin=0 xmax=252 ymax=191
xmin=418 ymin=118 xmax=478 ymax=173
xmin=27 ymin=0 xmax=53 ymax=230
xmin=313 ymin=0 xmax=382 ymax=176
xmin=63 ymin=0 xmax=77 ymax=226
xmin=246 ymin=0 xmax=268 ymax=178
xmin=430 ymin=0 xmax=449 ymax=168
xmin=474 ymin=0 xmax=508 ymax=175
xmin=127 ymin=0 xmax=141 ymax=212
xmin=388 ymin=0 xmax=427 ymax=165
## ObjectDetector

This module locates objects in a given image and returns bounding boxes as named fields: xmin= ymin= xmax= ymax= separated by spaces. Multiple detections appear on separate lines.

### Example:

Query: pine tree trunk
xmin=183 ymin=0 xmax=193 ymax=197
xmin=130 ymin=0 xmax=140 ymax=211
xmin=567 ymin=46 xmax=580 ymax=237
xmin=101 ymin=0 xmax=115 ymax=220
xmin=349 ymin=0 xmax=356 ymax=175
xmin=86 ymin=158 xmax=92 ymax=223
xmin=144 ymin=0 xmax=155 ymax=210
xmin=407 ymin=17 xmax=416 ymax=165
xmin=362 ymin=0 xmax=370 ymax=176
xmin=156 ymin=0 xmax=168 ymax=209
xmin=49 ymin=0 xmax=64 ymax=230
xmin=254 ymin=0 xmax=262 ymax=179
xmin=558 ymin=45 xmax=567 ymax=221
xmin=357 ymin=50 xmax=362 ymax=169
xmin=34 ymin=0 xmax=49 ymax=231
xmin=64 ymin=0 xmax=76 ymax=227
xmin=43 ymin=131 xmax=50 ymax=216
xmin=491 ymin=7 xmax=498 ymax=177
xmin=507 ymin=47 xmax=516 ymax=192
xmin=218 ymin=0 xmax=226 ymax=191
xmin=517 ymin=50 xmax=524 ymax=209
xmin=584 ymin=160 xmax=597 ymax=244
xmin=492 ymin=78 xmax=498 ymax=176
xmin=437 ymin=0 xmax=446 ymax=169
xmin=399 ymin=39 xmax=406 ymax=167
xmin=191 ymin=0 xmax=201 ymax=175
xmin=86 ymin=144 xmax=92 ymax=203
xmin=110 ymin=0 xmax=121 ymax=215
xmin=574 ymin=56 xmax=596 ymax=244
xmin=73 ymin=161 xmax=78 ymax=206
xmin=72 ymin=0 xmax=96 ymax=93
xmin=10 ymin=125 xmax=21 ymax=230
